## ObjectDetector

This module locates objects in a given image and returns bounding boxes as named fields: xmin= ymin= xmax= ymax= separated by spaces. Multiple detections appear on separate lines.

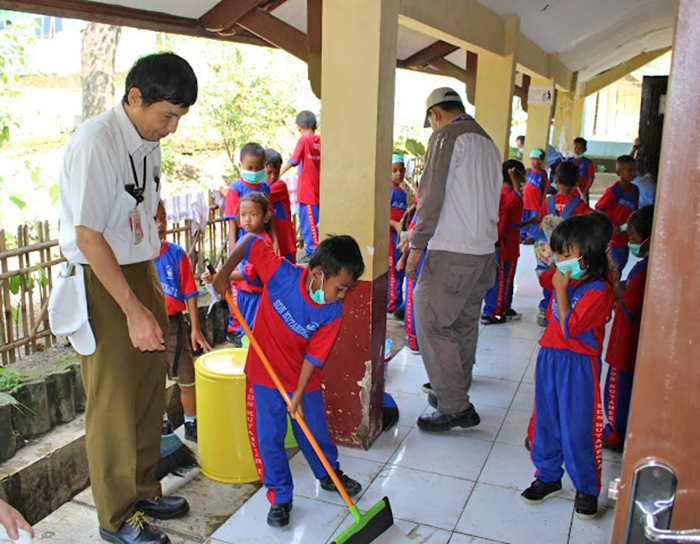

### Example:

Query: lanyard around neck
xmin=127 ymin=154 xmax=147 ymax=204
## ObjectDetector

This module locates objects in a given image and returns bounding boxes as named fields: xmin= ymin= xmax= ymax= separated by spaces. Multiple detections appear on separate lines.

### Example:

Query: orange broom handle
xmin=224 ymin=290 xmax=355 ymax=509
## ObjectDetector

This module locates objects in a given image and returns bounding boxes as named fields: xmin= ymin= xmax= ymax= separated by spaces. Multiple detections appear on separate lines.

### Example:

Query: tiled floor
xmin=208 ymin=250 xmax=623 ymax=544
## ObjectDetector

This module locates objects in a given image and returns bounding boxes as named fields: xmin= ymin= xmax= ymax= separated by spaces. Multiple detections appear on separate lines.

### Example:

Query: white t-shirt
xmin=59 ymin=103 xmax=162 ymax=265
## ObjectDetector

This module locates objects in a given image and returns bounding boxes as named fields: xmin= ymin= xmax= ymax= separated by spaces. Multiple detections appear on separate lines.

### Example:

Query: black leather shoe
xmin=184 ymin=421 xmax=197 ymax=442
xmin=134 ymin=496 xmax=189 ymax=520
xmin=320 ymin=470 xmax=362 ymax=497
xmin=417 ymin=406 xmax=480 ymax=432
xmin=267 ymin=502 xmax=293 ymax=527
xmin=99 ymin=513 xmax=170 ymax=543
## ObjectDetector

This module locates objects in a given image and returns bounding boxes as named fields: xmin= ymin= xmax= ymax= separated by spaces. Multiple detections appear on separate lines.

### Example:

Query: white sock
xmin=163 ymin=413 xmax=170 ymax=422
xmin=184 ymin=415 xmax=196 ymax=424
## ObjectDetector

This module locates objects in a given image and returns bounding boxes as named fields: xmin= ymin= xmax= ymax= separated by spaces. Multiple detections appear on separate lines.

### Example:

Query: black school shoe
xmin=505 ymin=308 xmax=523 ymax=321
xmin=320 ymin=470 xmax=362 ymax=497
xmin=267 ymin=502 xmax=293 ymax=527
xmin=99 ymin=513 xmax=170 ymax=544
xmin=226 ymin=331 xmax=243 ymax=348
xmin=133 ymin=497 xmax=189 ymax=520
xmin=184 ymin=421 xmax=197 ymax=442
xmin=575 ymin=491 xmax=598 ymax=519
xmin=520 ymin=479 xmax=562 ymax=504
xmin=417 ymin=404 xmax=480 ymax=432
xmin=481 ymin=314 xmax=507 ymax=325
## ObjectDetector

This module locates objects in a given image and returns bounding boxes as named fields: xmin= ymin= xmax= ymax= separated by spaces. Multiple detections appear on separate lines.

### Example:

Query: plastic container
xmin=195 ymin=348 xmax=259 ymax=484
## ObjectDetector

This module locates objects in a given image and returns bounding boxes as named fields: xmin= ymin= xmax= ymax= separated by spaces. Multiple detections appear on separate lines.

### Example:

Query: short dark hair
xmin=516 ymin=135 xmax=525 ymax=144
xmin=122 ymin=52 xmax=198 ymax=107
xmin=240 ymin=142 xmax=266 ymax=162
xmin=265 ymin=148 xmax=283 ymax=169
xmin=556 ymin=161 xmax=580 ymax=187
xmin=616 ymin=154 xmax=636 ymax=166
xmin=573 ymin=137 xmax=587 ymax=149
xmin=309 ymin=235 xmax=365 ymax=282
xmin=240 ymin=191 xmax=269 ymax=216
xmin=627 ymin=204 xmax=654 ymax=240
xmin=296 ymin=111 xmax=317 ymax=130
xmin=551 ymin=214 xmax=611 ymax=280
xmin=502 ymin=159 xmax=524 ymax=183
xmin=433 ymin=100 xmax=466 ymax=114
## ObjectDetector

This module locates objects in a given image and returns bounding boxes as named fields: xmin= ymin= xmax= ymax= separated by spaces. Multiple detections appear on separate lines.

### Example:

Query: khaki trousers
xmin=414 ymin=250 xmax=495 ymax=414
xmin=79 ymin=261 xmax=169 ymax=531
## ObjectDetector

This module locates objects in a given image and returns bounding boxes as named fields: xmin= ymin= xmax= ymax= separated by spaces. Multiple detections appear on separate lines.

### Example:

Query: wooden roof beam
xmin=403 ymin=40 xmax=458 ymax=68
xmin=236 ymin=9 xmax=308 ymax=62
xmin=199 ymin=0 xmax=265 ymax=32
xmin=583 ymin=47 xmax=672 ymax=96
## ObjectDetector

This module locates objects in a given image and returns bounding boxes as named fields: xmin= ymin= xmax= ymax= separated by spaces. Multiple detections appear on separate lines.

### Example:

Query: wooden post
xmin=0 ymin=230 xmax=7 ymax=366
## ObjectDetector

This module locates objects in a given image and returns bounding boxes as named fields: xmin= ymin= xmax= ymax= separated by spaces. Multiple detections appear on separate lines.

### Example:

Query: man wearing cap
xmin=406 ymin=87 xmax=502 ymax=432
xmin=58 ymin=53 xmax=197 ymax=544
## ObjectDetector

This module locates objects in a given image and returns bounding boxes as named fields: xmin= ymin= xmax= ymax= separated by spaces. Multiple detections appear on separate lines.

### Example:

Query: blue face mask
xmin=555 ymin=256 xmax=587 ymax=281
xmin=628 ymin=240 xmax=649 ymax=258
xmin=309 ymin=271 xmax=326 ymax=304
xmin=241 ymin=169 xmax=266 ymax=185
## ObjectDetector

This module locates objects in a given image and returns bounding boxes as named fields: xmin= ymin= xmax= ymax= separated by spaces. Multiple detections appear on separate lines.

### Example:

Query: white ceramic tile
xmin=476 ymin=336 xmax=539 ymax=361
xmin=456 ymin=483 xmax=573 ymax=544
xmin=459 ymin=403 xmax=508 ymax=443
xmin=479 ymin=320 xmax=545 ymax=342
xmin=357 ymin=465 xmax=475 ymax=531
xmin=472 ymin=354 xmax=529 ymax=382
xmin=210 ymin=489 xmax=348 ymax=544
xmin=289 ymin=453 xmax=384 ymax=506
xmin=479 ymin=442 xmax=537 ymax=491
xmin=468 ymin=376 xmax=520 ymax=410
xmin=392 ymin=347 xmax=427 ymax=369
xmin=386 ymin=361 xmax=431 ymax=396
xmin=496 ymin=407 xmax=532 ymax=447
xmin=337 ymin=424 xmax=411 ymax=465
xmin=567 ymin=506 xmax=615 ymax=544
xmin=522 ymin=357 xmax=537 ymax=384
xmin=510 ymin=381 xmax=536 ymax=412
xmin=388 ymin=390 xmax=430 ymax=428
xmin=449 ymin=534 xmax=508 ymax=544
xmin=328 ymin=517 xmax=452 ymax=544
xmin=388 ymin=427 xmax=492 ymax=481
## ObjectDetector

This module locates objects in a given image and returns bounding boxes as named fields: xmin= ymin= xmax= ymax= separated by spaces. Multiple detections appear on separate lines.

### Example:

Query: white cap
xmin=424 ymin=87 xmax=463 ymax=128
xmin=48 ymin=263 xmax=96 ymax=356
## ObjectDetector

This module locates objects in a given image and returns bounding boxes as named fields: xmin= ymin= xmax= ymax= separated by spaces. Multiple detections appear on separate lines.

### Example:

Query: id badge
xmin=129 ymin=206 xmax=144 ymax=245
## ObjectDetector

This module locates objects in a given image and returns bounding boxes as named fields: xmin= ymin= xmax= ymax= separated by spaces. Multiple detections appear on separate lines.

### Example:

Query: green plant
xmin=0 ymin=367 xmax=28 ymax=392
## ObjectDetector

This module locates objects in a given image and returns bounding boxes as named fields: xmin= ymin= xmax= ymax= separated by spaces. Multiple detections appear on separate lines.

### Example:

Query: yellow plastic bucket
xmin=195 ymin=348 xmax=259 ymax=484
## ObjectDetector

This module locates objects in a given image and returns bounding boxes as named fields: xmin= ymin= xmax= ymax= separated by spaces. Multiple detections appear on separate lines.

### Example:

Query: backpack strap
xmin=546 ymin=196 xmax=556 ymax=216
xmin=560 ymin=197 xmax=583 ymax=219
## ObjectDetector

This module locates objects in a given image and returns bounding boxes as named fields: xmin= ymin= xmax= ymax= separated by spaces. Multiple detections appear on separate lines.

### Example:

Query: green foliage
xmin=0 ymin=368 xmax=27 ymax=392
xmin=405 ymin=138 xmax=426 ymax=158
xmin=9 ymin=194 xmax=25 ymax=210
xmin=0 ymin=17 xmax=34 ymax=148
xmin=200 ymin=45 xmax=300 ymax=177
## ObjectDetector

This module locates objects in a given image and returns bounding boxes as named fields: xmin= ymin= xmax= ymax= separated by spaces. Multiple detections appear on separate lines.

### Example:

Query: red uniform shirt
xmin=595 ymin=181 xmax=640 ymax=247
xmin=539 ymin=194 xmax=593 ymax=219
xmin=539 ymin=277 xmax=614 ymax=356
xmin=523 ymin=169 xmax=548 ymax=211
xmin=269 ymin=180 xmax=296 ymax=257
xmin=605 ymin=259 xmax=647 ymax=372
xmin=289 ymin=134 xmax=321 ymax=205
xmin=235 ymin=232 xmax=273 ymax=294
xmin=242 ymin=236 xmax=343 ymax=392
xmin=566 ymin=156 xmax=595 ymax=195
xmin=154 ymin=241 xmax=198 ymax=316
xmin=498 ymin=186 xmax=524 ymax=261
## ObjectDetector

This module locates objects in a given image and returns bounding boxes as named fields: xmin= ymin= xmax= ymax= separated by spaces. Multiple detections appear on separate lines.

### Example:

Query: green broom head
xmin=156 ymin=432 xmax=198 ymax=480
xmin=332 ymin=498 xmax=393 ymax=544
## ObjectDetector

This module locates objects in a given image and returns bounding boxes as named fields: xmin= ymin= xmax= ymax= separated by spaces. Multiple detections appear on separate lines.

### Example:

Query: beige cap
xmin=424 ymin=87 xmax=463 ymax=128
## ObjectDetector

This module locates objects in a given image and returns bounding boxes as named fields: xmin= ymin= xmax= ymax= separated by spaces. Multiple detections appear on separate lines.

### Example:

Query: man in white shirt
xmin=59 ymin=53 xmax=197 ymax=544
xmin=407 ymin=88 xmax=501 ymax=432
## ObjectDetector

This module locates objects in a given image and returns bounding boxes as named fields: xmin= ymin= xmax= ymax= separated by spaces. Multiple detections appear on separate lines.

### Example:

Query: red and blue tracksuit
xmin=289 ymin=134 xmax=321 ymax=256
xmin=241 ymin=235 xmax=343 ymax=505
xmin=603 ymin=258 xmax=647 ymax=446
xmin=529 ymin=276 xmax=613 ymax=497
xmin=566 ymin=156 xmax=595 ymax=202
xmin=224 ymin=178 xmax=271 ymax=242
xmin=521 ymin=169 xmax=548 ymax=241
xmin=404 ymin=208 xmax=424 ymax=351
xmin=270 ymin=179 xmax=297 ymax=263
xmin=388 ymin=185 xmax=407 ymax=312
xmin=153 ymin=240 xmax=199 ymax=317
xmin=595 ymin=181 xmax=639 ymax=278
xmin=227 ymin=233 xmax=272 ymax=334
xmin=484 ymin=186 xmax=523 ymax=318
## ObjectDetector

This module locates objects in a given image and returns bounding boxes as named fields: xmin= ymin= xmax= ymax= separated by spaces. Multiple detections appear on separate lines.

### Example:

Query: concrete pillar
xmin=551 ymin=90 xmax=585 ymax=155
xmin=474 ymin=16 xmax=518 ymax=159
xmin=319 ymin=0 xmax=398 ymax=448
xmin=523 ymin=76 xmax=554 ymax=160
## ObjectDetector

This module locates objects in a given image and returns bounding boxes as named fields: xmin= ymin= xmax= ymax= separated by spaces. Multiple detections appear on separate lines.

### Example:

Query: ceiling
xmin=2 ymin=0 xmax=677 ymax=87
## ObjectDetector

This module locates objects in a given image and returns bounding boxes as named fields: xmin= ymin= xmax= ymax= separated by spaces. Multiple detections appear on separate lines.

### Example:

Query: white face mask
xmin=309 ymin=271 xmax=325 ymax=304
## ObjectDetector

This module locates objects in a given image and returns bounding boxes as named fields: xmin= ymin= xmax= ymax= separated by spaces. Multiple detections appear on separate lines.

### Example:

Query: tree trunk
xmin=81 ymin=23 xmax=122 ymax=122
